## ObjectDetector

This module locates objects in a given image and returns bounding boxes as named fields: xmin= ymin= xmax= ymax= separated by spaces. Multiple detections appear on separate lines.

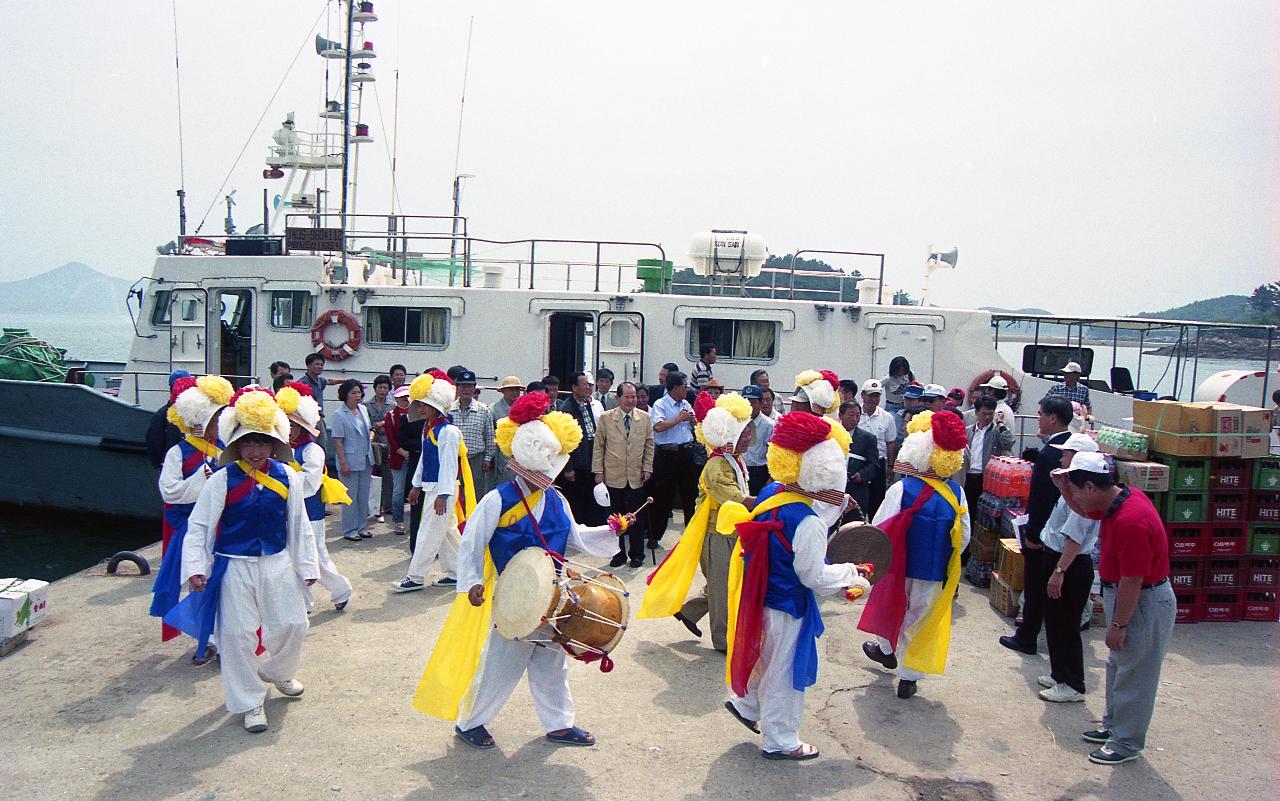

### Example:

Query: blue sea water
xmin=2 ymin=312 xmax=133 ymax=362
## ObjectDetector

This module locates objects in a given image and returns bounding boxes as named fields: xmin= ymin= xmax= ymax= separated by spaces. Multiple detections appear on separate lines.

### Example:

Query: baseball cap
xmin=1062 ymin=433 xmax=1099 ymax=453
xmin=901 ymin=383 xmax=925 ymax=399
xmin=393 ymin=385 xmax=411 ymax=398
xmin=455 ymin=370 xmax=477 ymax=385
xmin=1063 ymin=361 xmax=1082 ymax=374
xmin=922 ymin=383 xmax=947 ymax=398
xmin=861 ymin=378 xmax=883 ymax=394
xmin=981 ymin=374 xmax=1008 ymax=390
xmin=1051 ymin=450 xmax=1109 ymax=477
xmin=740 ymin=385 xmax=764 ymax=400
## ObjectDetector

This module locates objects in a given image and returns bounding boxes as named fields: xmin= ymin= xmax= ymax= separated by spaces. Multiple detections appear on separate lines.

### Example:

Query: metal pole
xmin=337 ymin=0 xmax=354 ymax=283
xmin=529 ymin=241 xmax=536 ymax=289
xmin=1137 ymin=330 xmax=1145 ymax=393
xmin=594 ymin=242 xmax=601 ymax=293
xmin=177 ymin=189 xmax=186 ymax=246
xmin=1262 ymin=328 xmax=1274 ymax=408
xmin=1190 ymin=326 xmax=1202 ymax=400
xmin=262 ymin=188 xmax=268 ymax=233
xmin=1112 ymin=322 xmax=1119 ymax=371
xmin=450 ymin=176 xmax=461 ymax=262
xmin=877 ymin=254 xmax=885 ymax=305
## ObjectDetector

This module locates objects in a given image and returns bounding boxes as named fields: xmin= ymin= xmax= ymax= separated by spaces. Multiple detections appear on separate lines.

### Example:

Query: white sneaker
xmin=1039 ymin=683 xmax=1085 ymax=703
xmin=1038 ymin=675 xmax=1055 ymax=689
xmin=244 ymin=704 xmax=268 ymax=733
xmin=392 ymin=578 xmax=425 ymax=592
xmin=272 ymin=678 xmax=305 ymax=697
xmin=431 ymin=576 xmax=458 ymax=587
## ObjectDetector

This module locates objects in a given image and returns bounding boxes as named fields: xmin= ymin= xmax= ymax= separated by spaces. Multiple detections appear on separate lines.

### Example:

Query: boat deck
xmin=2 ymin=518 xmax=1275 ymax=801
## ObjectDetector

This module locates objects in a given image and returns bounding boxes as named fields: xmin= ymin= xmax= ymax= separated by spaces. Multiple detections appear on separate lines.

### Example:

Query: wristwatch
xmin=1053 ymin=566 xmax=1066 ymax=575
xmin=1111 ymin=621 xmax=1127 ymax=630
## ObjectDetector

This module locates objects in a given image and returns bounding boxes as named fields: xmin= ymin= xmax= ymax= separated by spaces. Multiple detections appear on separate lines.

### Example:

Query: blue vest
xmin=900 ymin=475 xmax=962 ymax=582
xmin=293 ymin=440 xmax=326 ymax=521
xmin=216 ymin=461 xmax=291 ymax=558
xmin=488 ymin=480 xmax=573 ymax=573
xmin=419 ymin=418 xmax=456 ymax=484
xmin=754 ymin=482 xmax=820 ymax=617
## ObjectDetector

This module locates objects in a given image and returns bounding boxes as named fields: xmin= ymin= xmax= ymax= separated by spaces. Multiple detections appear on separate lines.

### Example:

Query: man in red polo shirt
xmin=1053 ymin=451 xmax=1175 ymax=765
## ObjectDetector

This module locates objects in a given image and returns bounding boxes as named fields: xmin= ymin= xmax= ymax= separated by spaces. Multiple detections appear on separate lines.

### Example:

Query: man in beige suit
xmin=593 ymin=382 xmax=655 ymax=567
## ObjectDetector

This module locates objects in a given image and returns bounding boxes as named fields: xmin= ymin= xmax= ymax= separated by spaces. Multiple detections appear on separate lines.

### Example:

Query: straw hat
xmin=168 ymin=375 xmax=234 ymax=436
xmin=216 ymin=388 xmax=292 ymax=465
xmin=275 ymin=381 xmax=322 ymax=437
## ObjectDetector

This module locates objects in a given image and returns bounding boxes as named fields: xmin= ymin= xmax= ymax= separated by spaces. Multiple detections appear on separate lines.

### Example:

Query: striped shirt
xmin=690 ymin=360 xmax=714 ymax=390
xmin=451 ymin=399 xmax=495 ymax=460
xmin=1045 ymin=381 xmax=1091 ymax=408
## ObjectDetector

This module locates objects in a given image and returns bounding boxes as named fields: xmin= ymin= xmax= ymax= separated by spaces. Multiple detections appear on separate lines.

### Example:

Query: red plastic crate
xmin=1203 ymin=590 xmax=1242 ymax=622
xmin=1245 ymin=558 xmax=1280 ymax=590
xmin=1165 ymin=523 xmax=1206 ymax=557
xmin=1168 ymin=557 xmax=1202 ymax=591
xmin=1174 ymin=590 xmax=1201 ymax=623
xmin=1209 ymin=492 xmax=1249 ymax=523
xmin=1243 ymin=592 xmax=1279 ymax=622
xmin=1207 ymin=523 xmax=1248 ymax=556
xmin=1204 ymin=558 xmax=1243 ymax=589
xmin=1209 ymin=460 xmax=1250 ymax=490
xmin=1251 ymin=492 xmax=1280 ymax=524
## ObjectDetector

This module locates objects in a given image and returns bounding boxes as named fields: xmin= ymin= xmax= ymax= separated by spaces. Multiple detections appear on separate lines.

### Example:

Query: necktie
xmin=624 ymin=413 xmax=631 ymax=432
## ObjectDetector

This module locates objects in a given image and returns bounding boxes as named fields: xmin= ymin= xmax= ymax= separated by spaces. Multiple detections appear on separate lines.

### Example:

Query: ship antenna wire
xmin=171 ymin=0 xmax=187 ymax=242
xmin=194 ymin=1 xmax=329 ymax=235
xmin=452 ymin=16 xmax=474 ymax=178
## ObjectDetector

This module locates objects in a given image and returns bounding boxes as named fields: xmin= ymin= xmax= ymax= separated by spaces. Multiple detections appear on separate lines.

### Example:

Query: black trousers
xmin=962 ymin=472 xmax=986 ymax=567
xmin=866 ymin=459 xmax=887 ymax=519
xmin=747 ymin=464 xmax=771 ymax=496
xmin=1042 ymin=548 xmax=1094 ymax=693
xmin=608 ymin=484 xmax=648 ymax=560
xmin=407 ymin=493 xmax=423 ymax=554
xmin=1015 ymin=544 xmax=1048 ymax=648
xmin=557 ymin=468 xmax=607 ymax=526
xmin=649 ymin=446 xmax=698 ymax=544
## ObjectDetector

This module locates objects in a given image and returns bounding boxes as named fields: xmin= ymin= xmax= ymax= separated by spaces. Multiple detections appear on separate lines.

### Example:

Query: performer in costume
xmin=278 ymin=381 xmax=354 ymax=611
xmin=412 ymin=392 xmax=621 ymax=750
xmin=149 ymin=373 xmax=233 ymax=662
xmin=167 ymin=389 xmax=319 ymax=733
xmin=640 ymin=391 xmax=755 ymax=651
xmin=719 ymin=412 xmax=871 ymax=761
xmin=786 ymin=370 xmax=840 ymax=417
xmin=393 ymin=370 xmax=478 ymax=591
xmin=859 ymin=410 xmax=970 ymax=699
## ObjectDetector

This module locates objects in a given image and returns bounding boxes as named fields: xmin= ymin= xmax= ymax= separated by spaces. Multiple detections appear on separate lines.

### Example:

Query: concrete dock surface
xmin=2 ymin=519 xmax=1276 ymax=801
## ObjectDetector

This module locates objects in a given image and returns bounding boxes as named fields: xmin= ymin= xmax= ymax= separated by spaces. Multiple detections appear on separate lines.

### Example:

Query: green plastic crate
xmin=1254 ymin=459 xmax=1280 ymax=492
xmin=1154 ymin=455 xmax=1209 ymax=492
xmin=1249 ymin=525 xmax=1280 ymax=556
xmin=1164 ymin=492 xmax=1208 ymax=524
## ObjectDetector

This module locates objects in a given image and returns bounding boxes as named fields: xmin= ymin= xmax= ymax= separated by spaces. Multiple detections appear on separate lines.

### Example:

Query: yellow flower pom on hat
xmin=216 ymin=388 xmax=292 ymax=465
xmin=171 ymin=374 xmax=234 ymax=435
xmin=497 ymin=393 xmax=582 ymax=478
xmin=793 ymin=369 xmax=840 ymax=414
xmin=409 ymin=369 xmax=457 ymax=414
xmin=766 ymin=411 xmax=850 ymax=490
xmin=696 ymin=392 xmax=753 ymax=450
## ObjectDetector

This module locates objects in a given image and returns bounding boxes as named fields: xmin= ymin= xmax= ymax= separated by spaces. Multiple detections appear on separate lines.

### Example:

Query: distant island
xmin=0 ymin=262 xmax=135 ymax=316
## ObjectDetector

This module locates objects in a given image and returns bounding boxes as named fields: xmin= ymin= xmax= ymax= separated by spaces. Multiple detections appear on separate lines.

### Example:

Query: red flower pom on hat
xmin=169 ymin=376 xmax=197 ymax=404
xmin=693 ymin=390 xmax=716 ymax=423
xmin=931 ymin=409 xmax=968 ymax=451
xmin=507 ymin=392 xmax=550 ymax=424
xmin=286 ymin=380 xmax=313 ymax=397
xmin=770 ymin=410 xmax=834 ymax=453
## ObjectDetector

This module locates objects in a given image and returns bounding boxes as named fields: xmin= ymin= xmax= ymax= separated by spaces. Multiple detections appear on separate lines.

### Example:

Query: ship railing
xmin=265 ymin=131 xmax=345 ymax=169
xmin=85 ymin=370 xmax=259 ymax=408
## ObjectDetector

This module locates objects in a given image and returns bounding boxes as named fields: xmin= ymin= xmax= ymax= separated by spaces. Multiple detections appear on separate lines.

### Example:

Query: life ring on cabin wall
xmin=310 ymin=310 xmax=362 ymax=361
xmin=968 ymin=369 xmax=1022 ymax=411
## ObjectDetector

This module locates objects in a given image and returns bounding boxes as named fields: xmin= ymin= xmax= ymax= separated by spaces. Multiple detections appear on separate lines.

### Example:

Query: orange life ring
xmin=310 ymin=310 xmax=362 ymax=362
xmin=968 ymin=369 xmax=1022 ymax=411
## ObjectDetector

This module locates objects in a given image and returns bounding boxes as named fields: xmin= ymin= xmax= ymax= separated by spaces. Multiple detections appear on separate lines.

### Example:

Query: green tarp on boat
xmin=0 ymin=328 xmax=68 ymax=382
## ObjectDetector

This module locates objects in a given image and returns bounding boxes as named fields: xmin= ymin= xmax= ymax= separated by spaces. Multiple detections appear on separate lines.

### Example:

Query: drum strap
xmin=514 ymin=483 xmax=566 ymax=563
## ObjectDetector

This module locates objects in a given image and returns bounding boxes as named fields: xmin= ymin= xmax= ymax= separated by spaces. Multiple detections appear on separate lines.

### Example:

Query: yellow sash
xmin=638 ymin=473 xmax=713 ymax=619
xmin=236 ymin=460 xmax=289 ymax=500
xmin=184 ymin=435 xmax=221 ymax=460
xmin=899 ymin=477 xmax=967 ymax=675
xmin=412 ymin=489 xmax=543 ymax=720
xmin=721 ymin=491 xmax=812 ymax=685
xmin=288 ymin=458 xmax=352 ymax=505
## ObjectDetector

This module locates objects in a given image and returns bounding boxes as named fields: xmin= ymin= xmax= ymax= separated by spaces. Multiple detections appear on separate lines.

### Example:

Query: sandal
xmin=191 ymin=643 xmax=218 ymax=666
xmin=394 ymin=524 xmax=406 ymax=535
xmin=724 ymin=701 xmax=760 ymax=734
xmin=762 ymin=743 xmax=819 ymax=761
xmin=545 ymin=726 xmax=596 ymax=746
xmin=454 ymin=725 xmax=496 ymax=750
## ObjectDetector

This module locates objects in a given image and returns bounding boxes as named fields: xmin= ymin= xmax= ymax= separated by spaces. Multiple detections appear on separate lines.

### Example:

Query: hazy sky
xmin=2 ymin=1 xmax=1275 ymax=316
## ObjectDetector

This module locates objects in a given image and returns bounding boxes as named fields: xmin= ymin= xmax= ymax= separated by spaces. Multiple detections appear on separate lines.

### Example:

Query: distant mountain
xmin=0 ymin=263 xmax=133 ymax=315
xmin=979 ymin=306 xmax=1055 ymax=316
xmin=1131 ymin=295 xmax=1250 ymax=323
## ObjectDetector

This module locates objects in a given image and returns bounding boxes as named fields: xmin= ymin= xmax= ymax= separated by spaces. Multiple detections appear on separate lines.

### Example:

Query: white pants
xmin=728 ymin=608 xmax=806 ymax=754
xmin=455 ymin=629 xmax=574 ymax=734
xmin=216 ymin=551 xmax=309 ymax=714
xmin=305 ymin=520 xmax=352 ymax=608
xmin=406 ymin=494 xmax=460 ymax=581
xmin=877 ymin=578 xmax=945 ymax=682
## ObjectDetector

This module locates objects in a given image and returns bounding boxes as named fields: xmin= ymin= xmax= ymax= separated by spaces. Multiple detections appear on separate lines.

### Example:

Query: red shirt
xmin=1098 ymin=486 xmax=1169 ymax=585
xmin=385 ymin=406 xmax=409 ymax=470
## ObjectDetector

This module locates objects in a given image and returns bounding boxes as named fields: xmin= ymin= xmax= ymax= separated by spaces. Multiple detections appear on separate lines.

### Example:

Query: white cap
xmin=922 ymin=383 xmax=947 ymax=398
xmin=861 ymin=378 xmax=883 ymax=394
xmin=1063 ymin=361 xmax=1082 ymax=374
xmin=1062 ymin=433 xmax=1099 ymax=453
xmin=981 ymin=374 xmax=1008 ymax=390
xmin=1051 ymin=450 xmax=1109 ymax=476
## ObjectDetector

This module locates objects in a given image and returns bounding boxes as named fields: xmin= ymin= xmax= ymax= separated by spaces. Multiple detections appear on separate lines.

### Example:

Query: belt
xmin=1100 ymin=577 xmax=1168 ymax=590
xmin=657 ymin=443 xmax=690 ymax=452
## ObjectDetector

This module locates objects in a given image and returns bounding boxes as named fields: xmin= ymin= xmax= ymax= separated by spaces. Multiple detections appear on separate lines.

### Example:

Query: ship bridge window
xmin=270 ymin=291 xmax=315 ymax=329
xmin=366 ymin=306 xmax=448 ymax=349
xmin=150 ymin=290 xmax=172 ymax=326
xmin=687 ymin=318 xmax=777 ymax=363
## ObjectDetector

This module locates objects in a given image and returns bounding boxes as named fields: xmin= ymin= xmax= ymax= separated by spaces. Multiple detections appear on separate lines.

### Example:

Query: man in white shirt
xmin=649 ymin=371 xmax=699 ymax=547
xmin=856 ymin=379 xmax=898 ymax=518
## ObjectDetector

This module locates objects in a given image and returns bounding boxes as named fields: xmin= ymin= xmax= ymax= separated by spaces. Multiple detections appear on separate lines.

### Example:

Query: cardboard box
xmin=0 ymin=579 xmax=49 ymax=639
xmin=1204 ymin=403 xmax=1273 ymax=459
xmin=1088 ymin=593 xmax=1107 ymax=627
xmin=997 ymin=539 xmax=1024 ymax=591
xmin=1114 ymin=460 xmax=1170 ymax=493
xmin=1132 ymin=400 xmax=1215 ymax=458
xmin=989 ymin=571 xmax=1021 ymax=617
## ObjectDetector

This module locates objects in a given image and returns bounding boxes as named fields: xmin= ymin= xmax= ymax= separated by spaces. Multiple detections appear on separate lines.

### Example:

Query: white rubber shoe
xmin=244 ymin=705 xmax=268 ymax=733
xmin=1039 ymin=683 xmax=1085 ymax=703
xmin=272 ymin=678 xmax=305 ymax=697
xmin=1037 ymin=675 xmax=1055 ymax=689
